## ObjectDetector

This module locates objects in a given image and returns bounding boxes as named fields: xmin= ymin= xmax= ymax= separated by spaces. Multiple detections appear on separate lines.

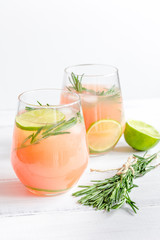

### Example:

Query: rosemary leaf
xmin=30 ymin=127 xmax=44 ymax=144
xmin=21 ymin=133 xmax=34 ymax=146
xmin=37 ymin=101 xmax=42 ymax=106
xmin=25 ymin=107 xmax=35 ymax=111
xmin=54 ymin=117 xmax=77 ymax=132
xmin=42 ymin=120 xmax=66 ymax=136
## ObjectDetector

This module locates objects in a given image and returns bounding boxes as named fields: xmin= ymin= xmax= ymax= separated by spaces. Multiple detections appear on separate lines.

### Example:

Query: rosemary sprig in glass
xmin=67 ymin=72 xmax=120 ymax=98
xmin=20 ymin=101 xmax=83 ymax=148
xmin=20 ymin=115 xmax=79 ymax=149
xmin=73 ymin=152 xmax=160 ymax=213
xmin=25 ymin=101 xmax=49 ymax=111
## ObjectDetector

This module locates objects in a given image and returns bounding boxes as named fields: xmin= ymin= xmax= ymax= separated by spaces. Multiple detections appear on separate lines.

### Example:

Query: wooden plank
xmin=0 ymin=206 xmax=160 ymax=240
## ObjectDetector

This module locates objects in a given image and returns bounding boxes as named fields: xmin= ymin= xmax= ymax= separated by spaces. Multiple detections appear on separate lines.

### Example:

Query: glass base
xmin=26 ymin=186 xmax=69 ymax=196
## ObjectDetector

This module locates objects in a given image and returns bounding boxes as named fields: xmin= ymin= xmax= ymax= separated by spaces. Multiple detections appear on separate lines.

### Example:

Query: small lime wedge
xmin=124 ymin=120 xmax=160 ymax=151
xmin=16 ymin=109 xmax=65 ymax=131
xmin=87 ymin=119 xmax=122 ymax=153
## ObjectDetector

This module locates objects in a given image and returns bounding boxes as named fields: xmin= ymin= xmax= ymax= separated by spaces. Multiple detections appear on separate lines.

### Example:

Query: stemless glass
xmin=11 ymin=89 xmax=88 ymax=196
xmin=63 ymin=64 xmax=125 ymax=156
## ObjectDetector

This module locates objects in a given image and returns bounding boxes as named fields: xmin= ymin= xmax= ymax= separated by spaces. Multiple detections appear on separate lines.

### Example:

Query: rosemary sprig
xmin=20 ymin=113 xmax=81 ymax=149
xmin=67 ymin=72 xmax=85 ymax=93
xmin=25 ymin=101 xmax=48 ymax=111
xmin=20 ymin=101 xmax=83 ymax=149
xmin=73 ymin=152 xmax=160 ymax=213
xmin=96 ymin=85 xmax=120 ymax=97
xmin=67 ymin=72 xmax=120 ymax=98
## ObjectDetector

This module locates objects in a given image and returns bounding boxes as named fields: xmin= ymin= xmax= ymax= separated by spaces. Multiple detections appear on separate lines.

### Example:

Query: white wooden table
xmin=0 ymin=99 xmax=160 ymax=240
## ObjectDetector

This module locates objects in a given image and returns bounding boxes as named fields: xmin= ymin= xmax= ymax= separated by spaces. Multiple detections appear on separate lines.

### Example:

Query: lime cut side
xmin=124 ymin=120 xmax=160 ymax=151
xmin=87 ymin=119 xmax=122 ymax=153
xmin=16 ymin=109 xmax=65 ymax=131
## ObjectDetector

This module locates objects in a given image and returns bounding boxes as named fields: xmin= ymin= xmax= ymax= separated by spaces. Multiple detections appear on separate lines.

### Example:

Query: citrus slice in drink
xmin=16 ymin=109 xmax=65 ymax=131
xmin=124 ymin=120 xmax=160 ymax=151
xmin=87 ymin=119 xmax=122 ymax=152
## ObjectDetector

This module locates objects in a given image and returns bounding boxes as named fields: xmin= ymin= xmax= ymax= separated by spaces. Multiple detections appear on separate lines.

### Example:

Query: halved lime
xmin=16 ymin=109 xmax=65 ymax=131
xmin=124 ymin=120 xmax=160 ymax=151
xmin=87 ymin=119 xmax=122 ymax=152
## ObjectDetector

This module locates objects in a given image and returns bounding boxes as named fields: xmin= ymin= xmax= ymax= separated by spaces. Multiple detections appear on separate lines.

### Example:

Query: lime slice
xmin=124 ymin=120 xmax=160 ymax=151
xmin=16 ymin=109 xmax=65 ymax=131
xmin=87 ymin=119 xmax=122 ymax=152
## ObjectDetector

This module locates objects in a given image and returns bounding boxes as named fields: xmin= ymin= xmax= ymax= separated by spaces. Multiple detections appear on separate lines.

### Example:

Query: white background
xmin=0 ymin=0 xmax=160 ymax=110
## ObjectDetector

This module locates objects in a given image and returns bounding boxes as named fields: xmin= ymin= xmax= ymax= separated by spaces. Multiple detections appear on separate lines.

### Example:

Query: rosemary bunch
xmin=67 ymin=72 xmax=120 ymax=98
xmin=73 ymin=152 xmax=160 ymax=213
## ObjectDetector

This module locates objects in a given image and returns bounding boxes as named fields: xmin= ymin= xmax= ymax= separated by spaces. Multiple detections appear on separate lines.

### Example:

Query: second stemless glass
xmin=63 ymin=64 xmax=125 ymax=156
xmin=11 ymin=89 xmax=88 ymax=196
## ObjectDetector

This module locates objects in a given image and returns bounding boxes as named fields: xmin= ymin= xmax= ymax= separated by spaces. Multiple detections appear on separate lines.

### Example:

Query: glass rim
xmin=18 ymin=88 xmax=81 ymax=109
xmin=64 ymin=64 xmax=118 ymax=77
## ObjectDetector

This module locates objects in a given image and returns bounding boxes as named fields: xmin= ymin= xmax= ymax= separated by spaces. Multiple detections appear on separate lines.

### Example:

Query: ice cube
xmin=82 ymin=95 xmax=98 ymax=104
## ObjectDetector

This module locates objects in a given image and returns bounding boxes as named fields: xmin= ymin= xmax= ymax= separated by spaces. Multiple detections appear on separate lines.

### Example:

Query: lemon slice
xmin=87 ymin=119 xmax=122 ymax=152
xmin=124 ymin=120 xmax=160 ymax=151
xmin=16 ymin=109 xmax=65 ymax=131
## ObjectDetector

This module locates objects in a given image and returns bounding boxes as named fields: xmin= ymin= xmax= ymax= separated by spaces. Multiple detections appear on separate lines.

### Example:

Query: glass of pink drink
xmin=63 ymin=64 xmax=125 ymax=156
xmin=11 ymin=89 xmax=88 ymax=196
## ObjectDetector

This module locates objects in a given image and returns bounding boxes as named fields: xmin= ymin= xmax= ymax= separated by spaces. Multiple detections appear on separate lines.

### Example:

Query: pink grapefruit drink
xmin=11 ymin=89 xmax=88 ymax=196
xmin=63 ymin=64 xmax=125 ymax=155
